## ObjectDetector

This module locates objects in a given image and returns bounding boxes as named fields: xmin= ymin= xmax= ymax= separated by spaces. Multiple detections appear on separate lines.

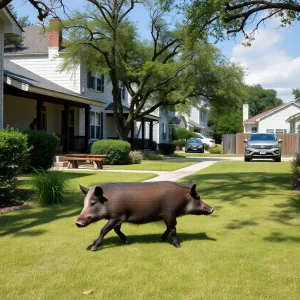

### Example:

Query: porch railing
xmin=60 ymin=135 xmax=86 ymax=152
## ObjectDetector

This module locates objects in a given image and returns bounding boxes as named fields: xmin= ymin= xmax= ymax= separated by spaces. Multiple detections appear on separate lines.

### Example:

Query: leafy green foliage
xmin=129 ymin=151 xmax=142 ymax=164
xmin=30 ymin=169 xmax=73 ymax=205
xmin=203 ymin=143 xmax=210 ymax=151
xmin=291 ymin=153 xmax=300 ymax=188
xmin=91 ymin=139 xmax=131 ymax=165
xmin=141 ymin=152 xmax=164 ymax=160
xmin=158 ymin=143 xmax=176 ymax=155
xmin=246 ymin=84 xmax=283 ymax=117
xmin=208 ymin=144 xmax=222 ymax=154
xmin=59 ymin=1 xmax=245 ymax=140
xmin=0 ymin=128 xmax=29 ymax=195
xmin=23 ymin=130 xmax=59 ymax=171
xmin=292 ymin=88 xmax=300 ymax=103
xmin=173 ymin=128 xmax=197 ymax=149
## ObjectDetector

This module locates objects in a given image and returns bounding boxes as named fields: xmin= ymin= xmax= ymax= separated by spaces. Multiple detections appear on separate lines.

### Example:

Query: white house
xmin=286 ymin=111 xmax=300 ymax=133
xmin=243 ymin=101 xmax=300 ymax=133
xmin=4 ymin=18 xmax=161 ymax=152
xmin=0 ymin=7 xmax=22 ymax=129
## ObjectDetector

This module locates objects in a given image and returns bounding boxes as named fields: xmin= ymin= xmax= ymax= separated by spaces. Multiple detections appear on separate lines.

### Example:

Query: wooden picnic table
xmin=64 ymin=154 xmax=109 ymax=170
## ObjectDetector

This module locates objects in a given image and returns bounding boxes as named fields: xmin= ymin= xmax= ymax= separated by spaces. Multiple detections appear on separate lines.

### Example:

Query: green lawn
xmin=103 ymin=160 xmax=198 ymax=171
xmin=1 ymin=162 xmax=300 ymax=299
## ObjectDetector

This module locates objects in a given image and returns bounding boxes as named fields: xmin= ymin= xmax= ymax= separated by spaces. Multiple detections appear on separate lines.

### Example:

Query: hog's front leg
xmin=89 ymin=219 xmax=122 ymax=251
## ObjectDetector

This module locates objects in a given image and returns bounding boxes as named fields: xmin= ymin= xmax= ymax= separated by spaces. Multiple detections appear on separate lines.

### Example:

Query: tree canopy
xmin=59 ymin=1 xmax=245 ymax=140
xmin=293 ymin=88 xmax=300 ymax=103
xmin=246 ymin=84 xmax=283 ymax=117
xmin=183 ymin=0 xmax=300 ymax=43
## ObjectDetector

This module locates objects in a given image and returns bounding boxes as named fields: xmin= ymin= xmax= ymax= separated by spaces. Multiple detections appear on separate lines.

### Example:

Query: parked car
xmin=243 ymin=133 xmax=282 ymax=162
xmin=185 ymin=138 xmax=204 ymax=153
xmin=194 ymin=133 xmax=216 ymax=148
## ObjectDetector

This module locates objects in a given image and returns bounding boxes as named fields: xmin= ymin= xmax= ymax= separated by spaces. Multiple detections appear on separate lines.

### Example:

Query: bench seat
xmin=64 ymin=154 xmax=109 ymax=169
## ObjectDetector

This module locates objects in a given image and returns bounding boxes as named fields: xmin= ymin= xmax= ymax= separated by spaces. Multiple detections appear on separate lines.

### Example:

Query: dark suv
xmin=243 ymin=133 xmax=282 ymax=162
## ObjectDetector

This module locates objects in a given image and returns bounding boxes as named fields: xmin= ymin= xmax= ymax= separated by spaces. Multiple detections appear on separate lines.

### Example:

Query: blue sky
xmin=12 ymin=0 xmax=300 ymax=103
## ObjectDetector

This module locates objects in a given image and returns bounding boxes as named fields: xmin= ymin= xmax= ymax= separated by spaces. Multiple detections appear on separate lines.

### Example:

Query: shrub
xmin=91 ymin=139 xmax=131 ymax=164
xmin=158 ymin=143 xmax=176 ymax=155
xmin=30 ymin=169 xmax=73 ymax=205
xmin=0 ymin=128 xmax=29 ymax=195
xmin=151 ymin=140 xmax=157 ymax=150
xmin=129 ymin=151 xmax=142 ymax=164
xmin=209 ymin=144 xmax=222 ymax=154
xmin=291 ymin=153 xmax=300 ymax=188
xmin=203 ymin=143 xmax=210 ymax=151
xmin=23 ymin=130 xmax=59 ymax=171
xmin=173 ymin=128 xmax=197 ymax=149
xmin=142 ymin=152 xmax=164 ymax=160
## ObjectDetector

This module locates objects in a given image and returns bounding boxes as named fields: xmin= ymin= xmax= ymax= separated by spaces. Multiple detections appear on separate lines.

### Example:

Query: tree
xmin=59 ymin=1 xmax=246 ymax=140
xmin=292 ymin=88 xmax=300 ymax=103
xmin=173 ymin=128 xmax=197 ymax=149
xmin=246 ymin=84 xmax=283 ymax=117
xmin=4 ymin=4 xmax=31 ymax=47
xmin=0 ymin=0 xmax=65 ymax=21
xmin=183 ymin=0 xmax=300 ymax=43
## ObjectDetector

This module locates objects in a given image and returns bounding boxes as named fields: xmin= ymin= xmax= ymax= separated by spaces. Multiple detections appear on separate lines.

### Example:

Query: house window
xmin=87 ymin=72 xmax=104 ymax=92
xmin=90 ymin=111 xmax=102 ymax=140
xmin=200 ymin=110 xmax=207 ymax=124
xmin=266 ymin=129 xmax=274 ymax=133
xmin=162 ymin=123 xmax=166 ymax=141
xmin=168 ymin=126 xmax=172 ymax=141
xmin=251 ymin=127 xmax=257 ymax=133
xmin=276 ymin=129 xmax=286 ymax=134
xmin=119 ymin=84 xmax=126 ymax=101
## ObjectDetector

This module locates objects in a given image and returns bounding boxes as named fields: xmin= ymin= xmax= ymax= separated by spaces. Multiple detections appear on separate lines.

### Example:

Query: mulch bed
xmin=0 ymin=203 xmax=30 ymax=214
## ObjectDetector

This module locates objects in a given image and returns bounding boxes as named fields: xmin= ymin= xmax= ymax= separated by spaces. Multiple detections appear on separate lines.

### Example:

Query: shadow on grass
xmin=89 ymin=232 xmax=216 ymax=251
xmin=0 ymin=192 xmax=82 ymax=238
xmin=263 ymin=232 xmax=300 ymax=243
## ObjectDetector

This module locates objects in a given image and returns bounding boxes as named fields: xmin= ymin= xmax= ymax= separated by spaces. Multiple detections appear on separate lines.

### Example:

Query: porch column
xmin=131 ymin=122 xmax=134 ymax=150
xmin=84 ymin=105 xmax=90 ymax=152
xmin=64 ymin=102 xmax=70 ymax=154
xmin=36 ymin=98 xmax=43 ymax=130
xmin=141 ymin=117 xmax=145 ymax=150
xmin=149 ymin=120 xmax=153 ymax=150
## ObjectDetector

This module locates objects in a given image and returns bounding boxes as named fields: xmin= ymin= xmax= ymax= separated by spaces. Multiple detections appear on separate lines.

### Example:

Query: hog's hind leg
xmin=90 ymin=219 xmax=122 ymax=251
xmin=114 ymin=224 xmax=129 ymax=244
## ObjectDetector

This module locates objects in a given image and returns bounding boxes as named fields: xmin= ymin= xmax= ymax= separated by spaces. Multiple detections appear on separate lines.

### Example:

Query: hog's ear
xmin=188 ymin=180 xmax=194 ymax=187
xmin=80 ymin=185 xmax=89 ymax=195
xmin=94 ymin=185 xmax=103 ymax=198
xmin=190 ymin=184 xmax=197 ymax=197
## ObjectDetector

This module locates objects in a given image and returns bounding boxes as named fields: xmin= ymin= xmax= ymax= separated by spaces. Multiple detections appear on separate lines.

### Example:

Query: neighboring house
xmin=0 ymin=7 xmax=22 ymax=130
xmin=243 ymin=101 xmax=300 ymax=133
xmin=173 ymin=104 xmax=212 ymax=135
xmin=4 ymin=18 xmax=159 ymax=152
xmin=286 ymin=111 xmax=300 ymax=133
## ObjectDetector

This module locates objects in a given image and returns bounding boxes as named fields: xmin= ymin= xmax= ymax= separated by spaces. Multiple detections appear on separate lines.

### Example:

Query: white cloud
xmin=231 ymin=28 xmax=300 ymax=103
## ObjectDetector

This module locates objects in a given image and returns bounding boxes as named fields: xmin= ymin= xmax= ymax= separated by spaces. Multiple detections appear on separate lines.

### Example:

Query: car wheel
xmin=244 ymin=156 xmax=250 ymax=162
xmin=274 ymin=156 xmax=281 ymax=162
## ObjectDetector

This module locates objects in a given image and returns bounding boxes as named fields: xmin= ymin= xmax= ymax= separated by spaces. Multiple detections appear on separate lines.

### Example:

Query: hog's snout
xmin=76 ymin=221 xmax=85 ymax=228
xmin=76 ymin=216 xmax=91 ymax=228
xmin=210 ymin=207 xmax=214 ymax=214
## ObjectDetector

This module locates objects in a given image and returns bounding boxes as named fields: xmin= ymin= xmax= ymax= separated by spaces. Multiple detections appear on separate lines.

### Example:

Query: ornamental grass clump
xmin=30 ymin=170 xmax=73 ymax=205
xmin=291 ymin=153 xmax=300 ymax=188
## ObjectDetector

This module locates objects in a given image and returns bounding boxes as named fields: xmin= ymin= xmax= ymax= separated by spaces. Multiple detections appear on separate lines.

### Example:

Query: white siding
xmin=9 ymin=54 xmax=82 ymax=93
xmin=259 ymin=104 xmax=300 ymax=133
xmin=189 ymin=107 xmax=199 ymax=124
xmin=0 ymin=20 xmax=3 ymax=129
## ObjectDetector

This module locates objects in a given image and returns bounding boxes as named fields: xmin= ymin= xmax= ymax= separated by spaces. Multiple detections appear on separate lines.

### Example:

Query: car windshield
xmin=188 ymin=139 xmax=202 ymax=144
xmin=248 ymin=134 xmax=276 ymax=141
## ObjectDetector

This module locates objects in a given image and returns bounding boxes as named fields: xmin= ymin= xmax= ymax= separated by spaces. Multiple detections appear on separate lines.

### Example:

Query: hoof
xmin=91 ymin=245 xmax=99 ymax=251
xmin=174 ymin=244 xmax=181 ymax=248
xmin=124 ymin=239 xmax=129 ymax=244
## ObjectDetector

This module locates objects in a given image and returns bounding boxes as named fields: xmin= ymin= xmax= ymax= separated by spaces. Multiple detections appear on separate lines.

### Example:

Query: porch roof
xmin=105 ymin=103 xmax=160 ymax=121
xmin=4 ymin=59 xmax=105 ymax=107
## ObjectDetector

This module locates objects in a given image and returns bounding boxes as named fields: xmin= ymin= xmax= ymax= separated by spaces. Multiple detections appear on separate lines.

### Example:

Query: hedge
xmin=91 ymin=139 xmax=131 ymax=165
xmin=23 ymin=130 xmax=59 ymax=171
xmin=158 ymin=143 xmax=176 ymax=155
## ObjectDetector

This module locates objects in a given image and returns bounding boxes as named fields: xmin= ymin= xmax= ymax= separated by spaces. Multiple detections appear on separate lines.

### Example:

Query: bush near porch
xmin=23 ymin=130 xmax=59 ymax=172
xmin=91 ymin=139 xmax=131 ymax=165
xmin=0 ymin=128 xmax=29 ymax=199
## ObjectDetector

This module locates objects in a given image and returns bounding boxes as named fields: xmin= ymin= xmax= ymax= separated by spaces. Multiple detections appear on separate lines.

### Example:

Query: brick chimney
xmin=48 ymin=17 xmax=62 ymax=49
